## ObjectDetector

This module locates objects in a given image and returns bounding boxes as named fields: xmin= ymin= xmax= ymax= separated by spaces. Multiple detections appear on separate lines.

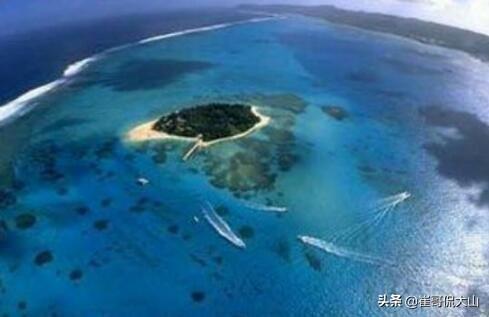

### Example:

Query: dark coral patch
xmin=212 ymin=256 xmax=223 ymax=265
xmin=137 ymin=197 xmax=150 ymax=205
xmin=0 ymin=189 xmax=16 ymax=209
xmin=346 ymin=70 xmax=379 ymax=83
xmin=100 ymin=59 xmax=213 ymax=92
xmin=375 ymin=89 xmax=407 ymax=100
xmin=304 ymin=251 xmax=322 ymax=272
xmin=238 ymin=225 xmax=255 ymax=239
xmin=191 ymin=291 xmax=206 ymax=303
xmin=129 ymin=204 xmax=145 ymax=213
xmin=25 ymin=142 xmax=65 ymax=183
xmin=75 ymin=206 xmax=90 ymax=215
xmin=34 ymin=250 xmax=53 ymax=266
xmin=151 ymin=144 xmax=167 ymax=164
xmin=127 ymin=197 xmax=152 ymax=213
xmin=93 ymin=220 xmax=109 ymax=231
xmin=190 ymin=254 xmax=207 ymax=267
xmin=100 ymin=198 xmax=112 ymax=208
xmin=15 ymin=214 xmax=36 ymax=230
xmin=420 ymin=106 xmax=489 ymax=206
xmin=322 ymin=105 xmax=349 ymax=121
xmin=381 ymin=56 xmax=448 ymax=76
xmin=69 ymin=269 xmax=83 ymax=281
xmin=204 ymin=151 xmax=277 ymax=193
xmin=215 ymin=205 xmax=229 ymax=217
xmin=0 ymin=220 xmax=8 ymax=240
xmin=17 ymin=301 xmax=27 ymax=310
xmin=276 ymin=147 xmax=299 ymax=172
xmin=274 ymin=239 xmax=291 ymax=263
xmin=167 ymin=224 xmax=179 ymax=235
xmin=358 ymin=165 xmax=376 ymax=174
xmin=40 ymin=117 xmax=90 ymax=134
xmin=95 ymin=138 xmax=118 ymax=159
xmin=56 ymin=187 xmax=69 ymax=196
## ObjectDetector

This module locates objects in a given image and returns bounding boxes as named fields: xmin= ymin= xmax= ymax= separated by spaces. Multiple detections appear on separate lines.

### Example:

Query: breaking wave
xmin=139 ymin=16 xmax=274 ymax=44
xmin=0 ymin=16 xmax=277 ymax=126
xmin=202 ymin=202 xmax=246 ymax=249
xmin=140 ymin=23 xmax=230 ymax=44
xmin=0 ymin=80 xmax=64 ymax=125
xmin=63 ymin=57 xmax=98 ymax=77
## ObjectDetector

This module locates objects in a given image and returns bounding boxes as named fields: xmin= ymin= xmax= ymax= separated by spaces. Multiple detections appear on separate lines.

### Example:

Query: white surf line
xmin=0 ymin=80 xmax=64 ymax=125
xmin=0 ymin=56 xmax=101 ymax=126
xmin=139 ymin=16 xmax=276 ymax=44
xmin=202 ymin=202 xmax=246 ymax=249
xmin=238 ymin=9 xmax=286 ymax=19
xmin=0 ymin=15 xmax=278 ymax=126
xmin=63 ymin=57 xmax=98 ymax=77
xmin=298 ymin=235 xmax=392 ymax=266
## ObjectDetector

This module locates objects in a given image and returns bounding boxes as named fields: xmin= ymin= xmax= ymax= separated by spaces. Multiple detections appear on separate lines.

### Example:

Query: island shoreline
xmin=126 ymin=106 xmax=270 ymax=147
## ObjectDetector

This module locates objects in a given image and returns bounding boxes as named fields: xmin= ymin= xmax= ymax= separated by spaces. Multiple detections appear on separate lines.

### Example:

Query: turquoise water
xmin=0 ymin=16 xmax=488 ymax=316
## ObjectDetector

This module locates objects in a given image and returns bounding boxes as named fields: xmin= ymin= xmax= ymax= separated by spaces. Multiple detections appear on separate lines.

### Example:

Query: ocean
xmin=0 ymin=10 xmax=488 ymax=316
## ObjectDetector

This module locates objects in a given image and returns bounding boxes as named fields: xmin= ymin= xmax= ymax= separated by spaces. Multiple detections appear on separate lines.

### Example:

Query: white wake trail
xmin=374 ymin=191 xmax=411 ymax=212
xmin=331 ymin=191 xmax=411 ymax=243
xmin=298 ymin=235 xmax=390 ymax=266
xmin=332 ymin=210 xmax=386 ymax=243
xmin=202 ymin=202 xmax=245 ymax=249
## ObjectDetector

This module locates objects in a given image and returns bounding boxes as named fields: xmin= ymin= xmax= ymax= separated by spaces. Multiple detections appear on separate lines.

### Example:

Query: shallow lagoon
xmin=0 ymin=15 xmax=488 ymax=316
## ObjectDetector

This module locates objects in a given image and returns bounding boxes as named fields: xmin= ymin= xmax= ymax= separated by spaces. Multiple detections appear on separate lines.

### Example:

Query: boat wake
xmin=202 ymin=202 xmax=246 ymax=249
xmin=331 ymin=191 xmax=411 ymax=243
xmin=0 ymin=16 xmax=278 ymax=126
xmin=243 ymin=201 xmax=287 ymax=213
xmin=374 ymin=191 xmax=411 ymax=212
xmin=298 ymin=235 xmax=390 ymax=266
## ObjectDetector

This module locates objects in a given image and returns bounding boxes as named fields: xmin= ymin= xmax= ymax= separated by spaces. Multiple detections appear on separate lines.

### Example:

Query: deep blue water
xmin=0 ymin=9 xmax=258 ymax=105
xmin=0 ymin=13 xmax=488 ymax=317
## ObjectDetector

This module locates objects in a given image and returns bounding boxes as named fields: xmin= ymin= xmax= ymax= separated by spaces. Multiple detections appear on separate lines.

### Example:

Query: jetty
xmin=183 ymin=134 xmax=204 ymax=161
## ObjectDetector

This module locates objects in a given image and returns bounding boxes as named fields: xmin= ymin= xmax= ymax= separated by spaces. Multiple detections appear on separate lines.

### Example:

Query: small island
xmin=322 ymin=105 xmax=348 ymax=121
xmin=127 ymin=103 xmax=270 ymax=158
xmin=154 ymin=103 xmax=262 ymax=142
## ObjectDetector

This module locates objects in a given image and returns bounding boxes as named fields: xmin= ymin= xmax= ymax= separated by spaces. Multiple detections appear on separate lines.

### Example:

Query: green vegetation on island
xmin=240 ymin=4 xmax=489 ymax=62
xmin=152 ymin=103 xmax=261 ymax=142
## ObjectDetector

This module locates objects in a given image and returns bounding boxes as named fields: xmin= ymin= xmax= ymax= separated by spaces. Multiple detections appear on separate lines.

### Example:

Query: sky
xmin=1 ymin=0 xmax=488 ymax=36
